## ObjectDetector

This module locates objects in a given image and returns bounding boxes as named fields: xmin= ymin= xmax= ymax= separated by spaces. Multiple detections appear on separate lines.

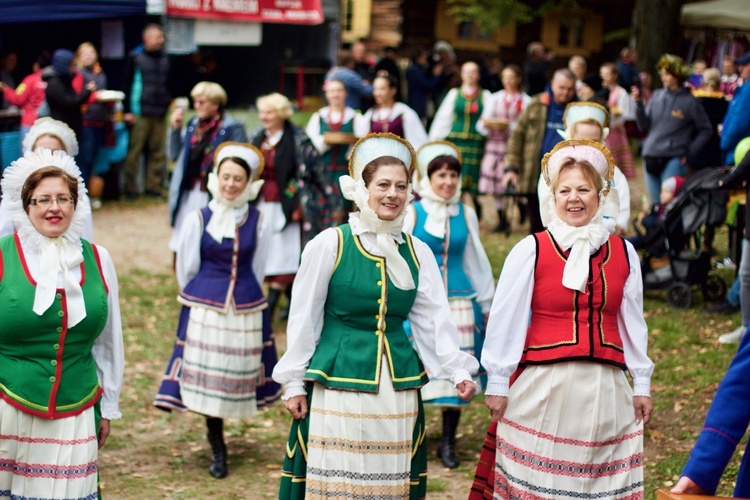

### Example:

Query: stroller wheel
xmin=702 ymin=274 xmax=727 ymax=303
xmin=667 ymin=282 xmax=692 ymax=310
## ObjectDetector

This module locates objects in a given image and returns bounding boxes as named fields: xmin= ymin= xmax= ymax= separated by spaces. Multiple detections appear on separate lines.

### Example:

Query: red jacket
xmin=521 ymin=231 xmax=629 ymax=369
xmin=3 ymin=70 xmax=46 ymax=127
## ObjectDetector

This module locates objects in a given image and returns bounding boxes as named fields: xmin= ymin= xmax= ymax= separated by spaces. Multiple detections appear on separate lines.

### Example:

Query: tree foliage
xmin=446 ymin=0 xmax=578 ymax=34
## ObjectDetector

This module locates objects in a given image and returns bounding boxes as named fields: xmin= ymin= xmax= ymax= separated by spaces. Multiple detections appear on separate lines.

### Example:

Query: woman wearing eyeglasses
xmin=0 ymin=148 xmax=124 ymax=499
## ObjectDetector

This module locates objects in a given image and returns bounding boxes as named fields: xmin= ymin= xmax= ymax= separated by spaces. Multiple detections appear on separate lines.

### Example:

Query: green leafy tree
xmin=446 ymin=0 xmax=578 ymax=34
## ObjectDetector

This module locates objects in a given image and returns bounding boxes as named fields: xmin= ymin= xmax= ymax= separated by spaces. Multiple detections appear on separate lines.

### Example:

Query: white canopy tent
xmin=681 ymin=0 xmax=750 ymax=30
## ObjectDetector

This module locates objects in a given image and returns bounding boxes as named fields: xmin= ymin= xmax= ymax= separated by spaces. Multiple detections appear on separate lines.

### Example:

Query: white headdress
xmin=557 ymin=101 xmax=611 ymax=141
xmin=22 ymin=117 xmax=79 ymax=156
xmin=0 ymin=149 xmax=91 ymax=327
xmin=205 ymin=142 xmax=265 ymax=243
xmin=339 ymin=133 xmax=417 ymax=290
xmin=415 ymin=141 xmax=462 ymax=238
xmin=540 ymin=140 xmax=615 ymax=292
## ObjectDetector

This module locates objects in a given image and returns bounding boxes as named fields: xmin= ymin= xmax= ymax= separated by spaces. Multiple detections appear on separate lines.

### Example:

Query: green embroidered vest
xmin=0 ymin=235 xmax=108 ymax=418
xmin=305 ymin=224 xmax=427 ymax=391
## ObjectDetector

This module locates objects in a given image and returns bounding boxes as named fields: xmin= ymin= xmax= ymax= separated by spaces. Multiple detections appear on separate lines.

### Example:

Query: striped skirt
xmin=489 ymin=362 xmax=644 ymax=499
xmin=605 ymin=126 xmax=635 ymax=178
xmin=421 ymin=298 xmax=484 ymax=406
xmin=280 ymin=361 xmax=427 ymax=499
xmin=180 ymin=307 xmax=264 ymax=419
xmin=0 ymin=401 xmax=98 ymax=500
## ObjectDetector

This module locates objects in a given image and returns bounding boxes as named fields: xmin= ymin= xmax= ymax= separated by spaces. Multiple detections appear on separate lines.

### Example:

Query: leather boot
xmin=206 ymin=417 xmax=228 ymax=478
xmin=266 ymin=288 xmax=281 ymax=323
xmin=436 ymin=409 xmax=461 ymax=469
xmin=492 ymin=209 xmax=508 ymax=234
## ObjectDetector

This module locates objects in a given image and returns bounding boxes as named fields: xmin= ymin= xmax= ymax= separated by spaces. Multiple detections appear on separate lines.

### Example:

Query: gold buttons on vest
xmin=55 ymin=293 xmax=62 ymax=300
xmin=53 ymin=344 xmax=60 ymax=350
xmin=49 ymin=376 xmax=56 ymax=383
xmin=375 ymin=314 xmax=380 ymax=320
xmin=57 ymin=310 xmax=64 ymax=318
xmin=56 ymin=327 xmax=62 ymax=333
xmin=377 ymin=299 xmax=382 ymax=304
xmin=51 ymin=360 xmax=57 ymax=366
xmin=375 ymin=330 xmax=382 ymax=335
xmin=377 ymin=280 xmax=382 ymax=286
xmin=376 ymin=262 xmax=381 ymax=268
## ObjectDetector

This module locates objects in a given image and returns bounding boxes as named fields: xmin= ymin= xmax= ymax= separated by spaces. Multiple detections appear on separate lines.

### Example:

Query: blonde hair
xmin=552 ymin=158 xmax=603 ymax=194
xmin=256 ymin=93 xmax=293 ymax=120
xmin=570 ymin=119 xmax=604 ymax=141
xmin=702 ymin=68 xmax=721 ymax=90
xmin=75 ymin=42 xmax=97 ymax=68
xmin=568 ymin=55 xmax=586 ymax=71
xmin=191 ymin=82 xmax=228 ymax=108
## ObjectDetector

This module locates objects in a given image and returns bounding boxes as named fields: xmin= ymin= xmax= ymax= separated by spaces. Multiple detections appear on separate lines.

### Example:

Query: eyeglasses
xmin=29 ymin=195 xmax=74 ymax=207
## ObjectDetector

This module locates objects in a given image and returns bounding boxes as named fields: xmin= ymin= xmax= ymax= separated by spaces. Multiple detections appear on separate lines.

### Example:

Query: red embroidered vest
xmin=521 ymin=231 xmax=629 ymax=369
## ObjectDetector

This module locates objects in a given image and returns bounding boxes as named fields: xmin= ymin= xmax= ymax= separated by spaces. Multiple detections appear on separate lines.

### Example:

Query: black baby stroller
xmin=635 ymin=168 xmax=728 ymax=310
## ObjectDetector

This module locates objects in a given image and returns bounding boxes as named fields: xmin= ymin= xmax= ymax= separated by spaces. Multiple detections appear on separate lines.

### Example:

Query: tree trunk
xmin=634 ymin=0 xmax=688 ymax=86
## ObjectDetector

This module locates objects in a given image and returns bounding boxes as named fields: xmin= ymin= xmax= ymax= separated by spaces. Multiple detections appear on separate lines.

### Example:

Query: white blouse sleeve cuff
xmin=99 ymin=400 xmax=122 ymax=420
xmin=450 ymin=369 xmax=473 ymax=386
xmin=485 ymin=376 xmax=510 ymax=397
xmin=281 ymin=380 xmax=307 ymax=400
xmin=632 ymin=378 xmax=651 ymax=397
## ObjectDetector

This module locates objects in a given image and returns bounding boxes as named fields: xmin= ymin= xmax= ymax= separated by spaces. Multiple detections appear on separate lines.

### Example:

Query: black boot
xmin=278 ymin=283 xmax=293 ymax=321
xmin=266 ymin=288 xmax=282 ymax=323
xmin=436 ymin=409 xmax=461 ymax=469
xmin=206 ymin=417 xmax=228 ymax=478
xmin=492 ymin=209 xmax=508 ymax=234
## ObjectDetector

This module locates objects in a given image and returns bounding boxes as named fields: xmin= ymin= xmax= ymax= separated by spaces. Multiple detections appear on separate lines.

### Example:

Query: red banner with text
xmin=166 ymin=0 xmax=324 ymax=25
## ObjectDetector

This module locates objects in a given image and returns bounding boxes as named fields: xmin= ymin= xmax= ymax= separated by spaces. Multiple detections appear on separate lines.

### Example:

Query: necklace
xmin=374 ymin=106 xmax=394 ymax=132
xmin=586 ymin=255 xmax=605 ymax=293
xmin=326 ymin=107 xmax=344 ymax=131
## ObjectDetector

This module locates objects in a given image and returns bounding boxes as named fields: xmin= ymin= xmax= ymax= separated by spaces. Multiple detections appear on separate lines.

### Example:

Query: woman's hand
xmin=671 ymin=476 xmax=706 ymax=495
xmin=284 ymin=395 xmax=308 ymax=420
xmin=98 ymin=418 xmax=110 ymax=448
xmin=485 ymin=395 xmax=508 ymax=422
xmin=633 ymin=396 xmax=653 ymax=425
xmin=631 ymin=86 xmax=641 ymax=102
xmin=170 ymin=107 xmax=184 ymax=130
xmin=456 ymin=380 xmax=476 ymax=401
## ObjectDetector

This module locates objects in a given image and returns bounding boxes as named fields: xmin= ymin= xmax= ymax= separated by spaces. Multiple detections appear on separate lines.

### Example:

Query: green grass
xmin=100 ymin=203 xmax=746 ymax=498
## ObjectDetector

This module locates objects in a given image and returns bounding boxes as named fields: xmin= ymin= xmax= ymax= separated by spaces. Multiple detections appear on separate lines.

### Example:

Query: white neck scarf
xmin=205 ymin=172 xmax=263 ymax=243
xmin=417 ymin=175 xmax=461 ymax=238
xmin=339 ymin=175 xmax=416 ymax=290
xmin=546 ymin=192 xmax=610 ymax=293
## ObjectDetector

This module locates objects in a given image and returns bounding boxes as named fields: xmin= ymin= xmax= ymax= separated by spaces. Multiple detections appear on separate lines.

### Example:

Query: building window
xmin=434 ymin=0 xmax=516 ymax=51
xmin=341 ymin=0 xmax=372 ymax=43
xmin=542 ymin=9 xmax=602 ymax=57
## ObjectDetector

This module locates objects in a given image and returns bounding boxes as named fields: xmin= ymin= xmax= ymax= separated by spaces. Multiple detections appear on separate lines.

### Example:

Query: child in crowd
xmin=628 ymin=175 xmax=685 ymax=250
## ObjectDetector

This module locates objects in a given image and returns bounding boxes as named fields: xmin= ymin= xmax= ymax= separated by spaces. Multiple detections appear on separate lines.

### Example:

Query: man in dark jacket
xmin=123 ymin=23 xmax=171 ymax=198
xmin=42 ymin=49 xmax=95 ymax=139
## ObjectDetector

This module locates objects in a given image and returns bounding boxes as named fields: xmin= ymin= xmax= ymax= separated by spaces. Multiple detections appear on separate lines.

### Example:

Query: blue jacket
xmin=325 ymin=67 xmax=373 ymax=111
xmin=681 ymin=331 xmax=750 ymax=496
xmin=406 ymin=63 xmax=440 ymax=118
xmin=167 ymin=112 xmax=248 ymax=225
xmin=721 ymin=83 xmax=750 ymax=164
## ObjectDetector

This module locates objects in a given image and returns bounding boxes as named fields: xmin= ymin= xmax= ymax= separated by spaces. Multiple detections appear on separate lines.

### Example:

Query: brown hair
xmin=552 ymin=158 xmax=603 ymax=194
xmin=600 ymin=62 xmax=617 ymax=76
xmin=361 ymin=156 xmax=409 ymax=186
xmin=427 ymin=155 xmax=461 ymax=178
xmin=570 ymin=119 xmax=604 ymax=140
xmin=22 ymin=166 xmax=78 ymax=212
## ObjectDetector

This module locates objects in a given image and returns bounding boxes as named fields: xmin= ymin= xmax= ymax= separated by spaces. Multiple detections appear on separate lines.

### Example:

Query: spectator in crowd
xmin=638 ymin=70 xmax=653 ymax=105
xmin=720 ymin=51 xmax=750 ymax=165
xmin=633 ymin=54 xmax=712 ymax=204
xmin=432 ymin=40 xmax=459 ymax=107
xmin=374 ymin=46 xmax=403 ymax=101
xmin=568 ymin=55 xmax=587 ymax=91
xmin=600 ymin=62 xmax=636 ymax=177
xmin=75 ymin=42 xmax=108 ymax=185
xmin=523 ymin=42 xmax=550 ymax=96
xmin=0 ymin=50 xmax=17 ymax=109
xmin=123 ymin=23 xmax=171 ymax=198
xmin=616 ymin=47 xmax=639 ymax=89
xmin=671 ymin=332 xmax=750 ymax=497
xmin=167 ymin=82 xmax=247 ymax=254
xmin=502 ymin=68 xmax=577 ymax=233
xmin=688 ymin=59 xmax=707 ymax=89
xmin=42 ymin=49 xmax=95 ymax=139
xmin=326 ymin=50 xmax=373 ymax=111
xmin=693 ymin=67 xmax=729 ymax=170
xmin=351 ymin=41 xmax=374 ymax=110
xmin=0 ymin=52 xmax=50 ymax=138
xmin=406 ymin=48 xmax=442 ymax=126
xmin=480 ymin=53 xmax=503 ymax=93
xmin=720 ymin=56 xmax=740 ymax=99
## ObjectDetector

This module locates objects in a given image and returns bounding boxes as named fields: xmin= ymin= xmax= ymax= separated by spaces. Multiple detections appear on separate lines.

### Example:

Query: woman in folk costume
xmin=478 ymin=64 xmax=531 ymax=233
xmin=600 ymin=62 xmax=637 ymax=178
xmin=0 ymin=149 xmax=124 ymax=499
xmin=0 ymin=117 xmax=95 ymax=241
xmin=154 ymin=142 xmax=280 ymax=478
xmin=429 ymin=61 xmax=491 ymax=210
xmin=251 ymin=92 xmax=338 ymax=322
xmin=356 ymin=73 xmax=428 ymax=150
xmin=403 ymin=141 xmax=494 ymax=469
xmin=537 ymin=102 xmax=632 ymax=236
xmin=168 ymin=82 xmax=248 ymax=252
xmin=273 ymin=133 xmax=478 ymax=500
xmin=470 ymin=140 xmax=653 ymax=499
xmin=305 ymin=77 xmax=359 ymax=225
